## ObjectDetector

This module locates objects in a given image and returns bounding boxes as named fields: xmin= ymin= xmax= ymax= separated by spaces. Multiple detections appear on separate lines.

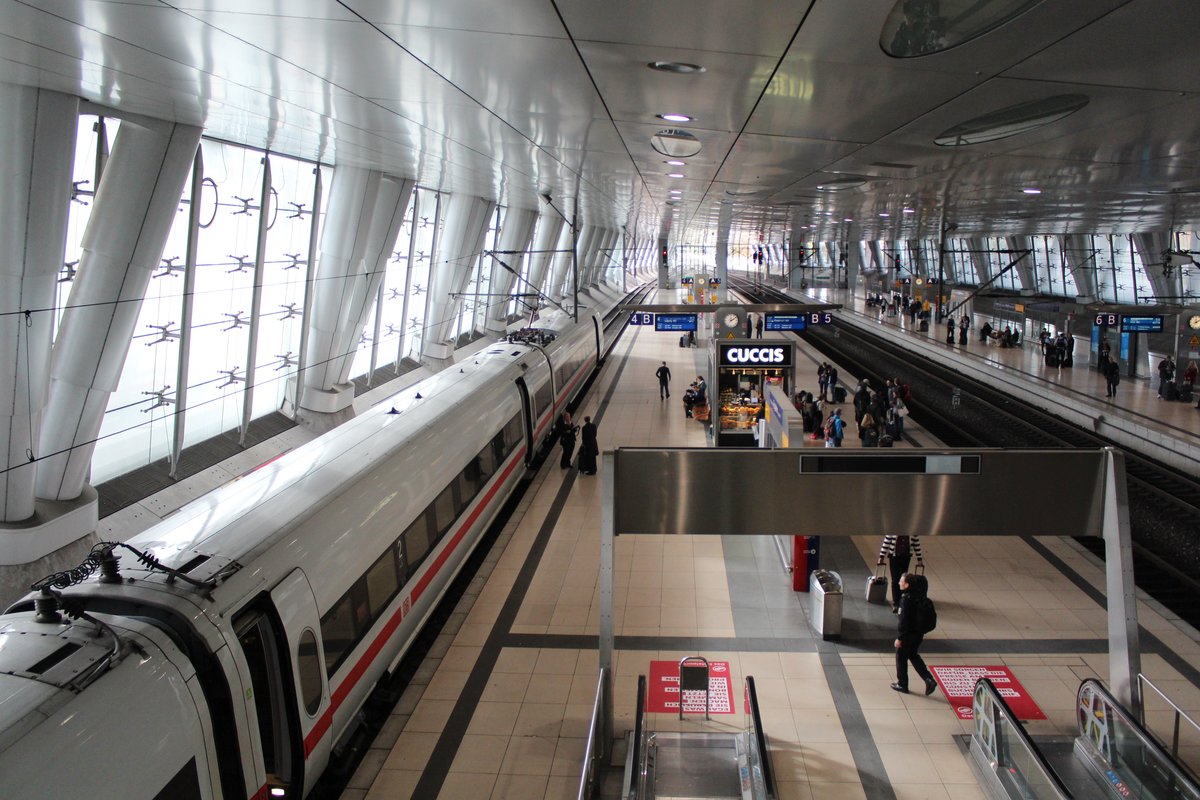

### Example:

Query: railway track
xmin=733 ymin=279 xmax=1200 ymax=631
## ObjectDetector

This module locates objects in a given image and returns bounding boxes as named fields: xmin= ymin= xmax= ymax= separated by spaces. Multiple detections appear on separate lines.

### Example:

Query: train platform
xmin=757 ymin=275 xmax=1200 ymax=474
xmin=330 ymin=288 xmax=1200 ymax=800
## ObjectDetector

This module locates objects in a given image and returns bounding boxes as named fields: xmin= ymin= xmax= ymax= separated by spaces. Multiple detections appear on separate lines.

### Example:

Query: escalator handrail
xmin=1137 ymin=673 xmax=1200 ymax=778
xmin=629 ymin=674 xmax=647 ymax=800
xmin=744 ymin=676 xmax=777 ymax=799
xmin=576 ymin=667 xmax=609 ymax=800
xmin=1078 ymin=678 xmax=1200 ymax=793
xmin=975 ymin=677 xmax=1074 ymax=799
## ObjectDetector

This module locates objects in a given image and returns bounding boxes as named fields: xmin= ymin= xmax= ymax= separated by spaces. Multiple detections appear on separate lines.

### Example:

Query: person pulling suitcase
xmin=878 ymin=534 xmax=923 ymax=613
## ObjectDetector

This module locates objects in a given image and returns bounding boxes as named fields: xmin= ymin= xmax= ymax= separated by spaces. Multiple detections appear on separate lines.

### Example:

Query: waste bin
xmin=810 ymin=569 xmax=843 ymax=640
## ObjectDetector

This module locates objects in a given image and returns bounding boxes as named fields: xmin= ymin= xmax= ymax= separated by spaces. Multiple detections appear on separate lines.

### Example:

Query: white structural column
xmin=578 ymin=226 xmax=600 ymax=288
xmin=562 ymin=225 xmax=595 ymax=301
xmin=331 ymin=177 xmax=414 ymax=385
xmin=1062 ymin=234 xmax=1098 ymax=299
xmin=524 ymin=214 xmax=564 ymax=313
xmin=715 ymin=203 xmax=732 ymax=301
xmin=422 ymin=194 xmax=495 ymax=361
xmin=300 ymin=168 xmax=412 ymax=414
xmin=1132 ymin=232 xmax=1173 ymax=302
xmin=0 ymin=87 xmax=77 ymax=522
xmin=1005 ymin=236 xmax=1035 ymax=291
xmin=845 ymin=237 xmax=862 ymax=291
xmin=593 ymin=229 xmax=619 ymax=286
xmin=483 ymin=207 xmax=536 ymax=334
xmin=546 ymin=223 xmax=576 ymax=305
xmin=36 ymin=119 xmax=201 ymax=504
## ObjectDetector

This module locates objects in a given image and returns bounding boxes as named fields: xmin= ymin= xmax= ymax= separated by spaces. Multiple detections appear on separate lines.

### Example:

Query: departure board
xmin=655 ymin=313 xmax=698 ymax=331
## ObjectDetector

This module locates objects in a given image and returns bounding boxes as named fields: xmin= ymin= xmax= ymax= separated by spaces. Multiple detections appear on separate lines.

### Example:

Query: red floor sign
xmin=930 ymin=665 xmax=1046 ymax=721
xmin=646 ymin=660 xmax=735 ymax=714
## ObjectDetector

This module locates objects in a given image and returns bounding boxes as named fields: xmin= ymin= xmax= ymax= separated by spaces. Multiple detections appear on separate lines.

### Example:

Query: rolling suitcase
xmin=866 ymin=566 xmax=888 ymax=604
xmin=879 ymin=434 xmax=894 ymax=448
xmin=679 ymin=335 xmax=686 ymax=348
xmin=1165 ymin=380 xmax=1179 ymax=401
xmin=833 ymin=386 xmax=847 ymax=403
xmin=1179 ymin=383 xmax=1194 ymax=403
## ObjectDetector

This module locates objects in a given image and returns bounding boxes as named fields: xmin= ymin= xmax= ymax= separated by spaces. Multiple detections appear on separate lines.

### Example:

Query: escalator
xmin=621 ymin=674 xmax=776 ymax=800
xmin=970 ymin=677 xmax=1200 ymax=800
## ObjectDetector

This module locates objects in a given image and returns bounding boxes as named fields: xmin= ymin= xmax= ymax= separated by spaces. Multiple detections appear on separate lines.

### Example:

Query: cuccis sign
xmin=719 ymin=344 xmax=792 ymax=367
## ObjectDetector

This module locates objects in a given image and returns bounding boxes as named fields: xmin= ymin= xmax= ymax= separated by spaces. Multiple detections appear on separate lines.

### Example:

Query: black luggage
xmin=833 ymin=386 xmax=847 ymax=403
xmin=879 ymin=435 xmax=894 ymax=448
xmin=884 ymin=419 xmax=898 ymax=438
xmin=1179 ymin=383 xmax=1194 ymax=402
xmin=679 ymin=335 xmax=686 ymax=348
xmin=1045 ymin=353 xmax=1057 ymax=367
xmin=919 ymin=319 xmax=930 ymax=332
xmin=1165 ymin=380 xmax=1179 ymax=401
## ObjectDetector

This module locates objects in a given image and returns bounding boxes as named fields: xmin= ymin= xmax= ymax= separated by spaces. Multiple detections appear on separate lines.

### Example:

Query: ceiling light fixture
xmin=648 ymin=61 xmax=706 ymax=74
xmin=1023 ymin=188 xmax=1042 ymax=194
xmin=666 ymin=160 xmax=686 ymax=166
xmin=903 ymin=208 xmax=914 ymax=213
xmin=658 ymin=113 xmax=692 ymax=123
xmin=668 ymin=172 xmax=685 ymax=178
xmin=880 ymin=213 xmax=891 ymax=217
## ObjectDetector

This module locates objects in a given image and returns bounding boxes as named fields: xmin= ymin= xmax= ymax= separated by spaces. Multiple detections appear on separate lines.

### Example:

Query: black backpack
xmin=918 ymin=597 xmax=937 ymax=634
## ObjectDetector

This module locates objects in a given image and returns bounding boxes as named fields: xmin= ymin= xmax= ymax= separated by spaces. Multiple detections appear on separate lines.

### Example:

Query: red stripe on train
xmin=303 ymin=359 xmax=592 ymax=757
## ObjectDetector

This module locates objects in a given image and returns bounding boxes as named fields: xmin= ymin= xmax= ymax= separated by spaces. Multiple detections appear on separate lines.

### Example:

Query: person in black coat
xmin=557 ymin=412 xmax=577 ymax=468
xmin=578 ymin=416 xmax=598 ymax=474
xmin=892 ymin=572 xmax=937 ymax=695
xmin=1105 ymin=358 xmax=1121 ymax=398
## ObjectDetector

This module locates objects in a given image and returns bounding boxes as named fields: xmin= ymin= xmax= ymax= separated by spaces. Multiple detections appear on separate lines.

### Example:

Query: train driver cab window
xmin=296 ymin=630 xmax=323 ymax=716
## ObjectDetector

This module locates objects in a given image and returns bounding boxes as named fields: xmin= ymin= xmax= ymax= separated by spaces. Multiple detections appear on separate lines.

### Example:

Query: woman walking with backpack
xmin=892 ymin=572 xmax=937 ymax=695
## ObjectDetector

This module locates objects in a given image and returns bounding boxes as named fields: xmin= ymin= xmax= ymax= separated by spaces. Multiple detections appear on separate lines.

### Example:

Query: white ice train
xmin=0 ymin=294 xmax=626 ymax=800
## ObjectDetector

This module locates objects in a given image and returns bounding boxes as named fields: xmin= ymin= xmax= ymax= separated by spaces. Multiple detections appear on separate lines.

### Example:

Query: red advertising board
xmin=930 ymin=665 xmax=1046 ymax=721
xmin=646 ymin=660 xmax=735 ymax=714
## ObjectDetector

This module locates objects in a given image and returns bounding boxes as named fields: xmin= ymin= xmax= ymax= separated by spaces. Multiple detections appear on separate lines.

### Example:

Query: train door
xmin=232 ymin=569 xmax=325 ymax=800
xmin=514 ymin=377 xmax=536 ymax=463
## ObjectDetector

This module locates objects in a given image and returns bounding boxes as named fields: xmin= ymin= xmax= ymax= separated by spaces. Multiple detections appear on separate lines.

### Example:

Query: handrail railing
xmin=576 ymin=667 xmax=609 ymax=800
xmin=1138 ymin=672 xmax=1200 ymax=780
xmin=744 ymin=676 xmax=777 ymax=799
xmin=1077 ymin=678 xmax=1200 ymax=799
xmin=626 ymin=675 xmax=647 ymax=800
xmin=972 ymin=677 xmax=1073 ymax=799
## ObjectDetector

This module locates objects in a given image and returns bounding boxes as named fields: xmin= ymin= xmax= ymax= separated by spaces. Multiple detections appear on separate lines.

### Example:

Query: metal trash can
xmin=810 ymin=569 xmax=844 ymax=640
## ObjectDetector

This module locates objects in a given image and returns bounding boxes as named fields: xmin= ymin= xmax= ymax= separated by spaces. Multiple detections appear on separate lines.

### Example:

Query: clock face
xmin=1190 ymin=314 xmax=1200 ymax=331
xmin=724 ymin=313 xmax=740 ymax=328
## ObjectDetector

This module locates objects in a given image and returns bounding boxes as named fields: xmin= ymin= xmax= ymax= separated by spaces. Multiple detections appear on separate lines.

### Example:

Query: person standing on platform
xmin=958 ymin=316 xmax=969 ymax=345
xmin=744 ymin=315 xmax=753 ymax=339
xmin=656 ymin=361 xmax=671 ymax=400
xmin=755 ymin=314 xmax=764 ymax=338
xmin=557 ymin=412 xmax=578 ymax=469
xmin=1098 ymin=338 xmax=1111 ymax=371
xmin=877 ymin=534 xmax=923 ymax=612
xmin=1104 ymin=358 xmax=1121 ymax=398
xmin=891 ymin=572 xmax=938 ymax=695
xmin=1158 ymin=356 xmax=1176 ymax=399
xmin=578 ymin=416 xmax=599 ymax=475
xmin=945 ymin=316 xmax=955 ymax=345
xmin=830 ymin=408 xmax=846 ymax=447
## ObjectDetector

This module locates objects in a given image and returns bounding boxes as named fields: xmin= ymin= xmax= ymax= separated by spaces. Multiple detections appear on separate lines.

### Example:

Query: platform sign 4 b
xmin=647 ymin=660 xmax=735 ymax=714
xmin=930 ymin=665 xmax=1046 ymax=721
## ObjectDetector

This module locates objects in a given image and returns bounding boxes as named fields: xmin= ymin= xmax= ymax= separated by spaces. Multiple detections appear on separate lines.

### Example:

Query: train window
xmin=432 ymin=483 xmax=458 ymax=537
xmin=503 ymin=415 xmax=522 ymax=455
xmin=349 ymin=581 xmax=371 ymax=632
xmin=365 ymin=549 xmax=400 ymax=619
xmin=403 ymin=514 xmax=433 ymax=572
xmin=320 ymin=594 xmax=357 ymax=675
xmin=152 ymin=758 xmax=202 ymax=800
xmin=534 ymin=384 xmax=552 ymax=416
xmin=296 ymin=630 xmax=323 ymax=716
xmin=477 ymin=444 xmax=496 ymax=483
xmin=462 ymin=455 xmax=484 ymax=498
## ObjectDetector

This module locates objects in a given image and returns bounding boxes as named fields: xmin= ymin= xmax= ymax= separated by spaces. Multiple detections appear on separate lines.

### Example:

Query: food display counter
xmin=712 ymin=340 xmax=794 ymax=447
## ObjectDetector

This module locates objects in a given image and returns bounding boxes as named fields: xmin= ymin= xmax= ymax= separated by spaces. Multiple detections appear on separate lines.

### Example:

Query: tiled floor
xmin=345 ymin=288 xmax=1200 ymax=799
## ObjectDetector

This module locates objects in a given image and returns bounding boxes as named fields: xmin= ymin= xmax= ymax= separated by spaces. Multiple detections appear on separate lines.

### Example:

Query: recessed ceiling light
xmin=666 ymin=160 xmax=686 ymax=166
xmin=668 ymin=172 xmax=685 ymax=178
xmin=658 ymin=113 xmax=693 ymax=123
xmin=648 ymin=61 xmax=706 ymax=74
xmin=903 ymin=208 xmax=914 ymax=213
xmin=880 ymin=213 xmax=890 ymax=217
xmin=844 ymin=218 xmax=853 ymax=222
xmin=1023 ymin=188 xmax=1042 ymax=194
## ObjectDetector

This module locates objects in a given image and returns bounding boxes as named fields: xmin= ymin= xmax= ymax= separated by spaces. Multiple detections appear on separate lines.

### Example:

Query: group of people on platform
xmin=978 ymin=320 xmax=1022 ymax=348
xmin=555 ymin=411 xmax=599 ymax=474
xmin=790 ymin=372 xmax=911 ymax=448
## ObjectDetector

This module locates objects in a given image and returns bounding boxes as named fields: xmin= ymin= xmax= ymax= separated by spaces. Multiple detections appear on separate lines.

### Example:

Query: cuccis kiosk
xmin=713 ymin=341 xmax=794 ymax=447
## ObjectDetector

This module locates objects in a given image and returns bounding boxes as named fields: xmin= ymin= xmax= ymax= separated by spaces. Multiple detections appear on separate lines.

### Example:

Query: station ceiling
xmin=4 ymin=0 xmax=1199 ymax=243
